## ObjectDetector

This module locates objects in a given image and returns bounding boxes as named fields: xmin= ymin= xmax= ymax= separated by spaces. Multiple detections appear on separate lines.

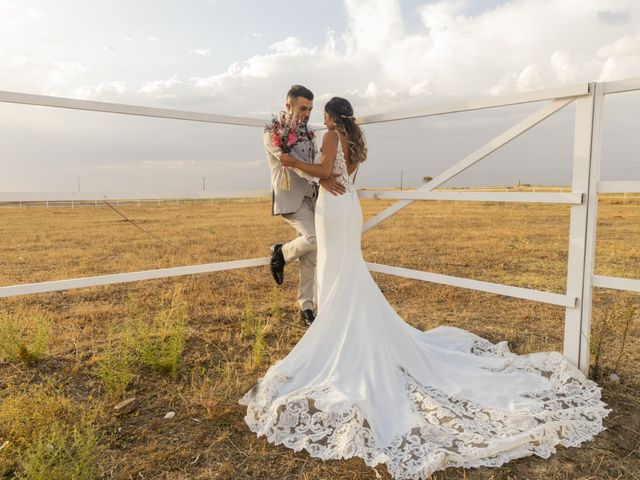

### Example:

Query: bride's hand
xmin=279 ymin=153 xmax=298 ymax=168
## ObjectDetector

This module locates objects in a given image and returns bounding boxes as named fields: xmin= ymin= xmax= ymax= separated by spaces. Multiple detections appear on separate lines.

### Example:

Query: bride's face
xmin=323 ymin=111 xmax=335 ymax=130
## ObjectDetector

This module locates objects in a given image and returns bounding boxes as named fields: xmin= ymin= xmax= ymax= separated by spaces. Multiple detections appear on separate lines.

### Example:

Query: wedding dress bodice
xmin=332 ymin=133 xmax=358 ymax=192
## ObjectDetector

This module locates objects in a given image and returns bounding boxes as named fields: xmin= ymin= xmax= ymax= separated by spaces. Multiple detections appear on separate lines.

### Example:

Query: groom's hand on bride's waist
xmin=319 ymin=174 xmax=346 ymax=196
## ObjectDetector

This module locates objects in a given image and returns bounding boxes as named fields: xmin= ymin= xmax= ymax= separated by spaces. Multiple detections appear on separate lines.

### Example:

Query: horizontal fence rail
xmin=358 ymin=190 xmax=584 ymax=204
xmin=592 ymin=275 xmax=640 ymax=293
xmin=598 ymin=181 xmax=640 ymax=193
xmin=3 ymin=259 xmax=633 ymax=303
xmin=3 ymin=185 xmax=638 ymax=205
xmin=0 ymin=255 xmax=577 ymax=308
xmin=357 ymin=83 xmax=590 ymax=125
xmin=0 ymin=191 xmax=270 ymax=202
xmin=3 ymin=188 xmax=638 ymax=205
xmin=601 ymin=77 xmax=640 ymax=95
xmin=0 ymin=90 xmax=265 ymax=127
xmin=0 ymin=258 xmax=270 ymax=298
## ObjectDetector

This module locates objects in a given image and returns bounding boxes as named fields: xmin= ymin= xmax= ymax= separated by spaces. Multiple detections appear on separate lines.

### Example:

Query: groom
xmin=264 ymin=84 xmax=346 ymax=326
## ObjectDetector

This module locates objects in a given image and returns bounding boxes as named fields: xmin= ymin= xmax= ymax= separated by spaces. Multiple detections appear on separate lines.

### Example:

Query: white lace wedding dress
xmin=240 ymin=139 xmax=609 ymax=478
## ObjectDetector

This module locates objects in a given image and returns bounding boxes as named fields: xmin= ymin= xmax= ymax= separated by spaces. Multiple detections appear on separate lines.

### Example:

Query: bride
xmin=239 ymin=97 xmax=609 ymax=479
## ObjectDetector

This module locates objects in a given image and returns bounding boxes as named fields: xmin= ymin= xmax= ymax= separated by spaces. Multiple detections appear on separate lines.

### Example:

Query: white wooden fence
xmin=1 ymin=78 xmax=640 ymax=373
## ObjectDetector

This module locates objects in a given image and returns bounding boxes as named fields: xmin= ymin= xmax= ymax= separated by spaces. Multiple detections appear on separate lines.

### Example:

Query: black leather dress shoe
xmin=300 ymin=309 xmax=316 ymax=326
xmin=270 ymin=243 xmax=285 ymax=285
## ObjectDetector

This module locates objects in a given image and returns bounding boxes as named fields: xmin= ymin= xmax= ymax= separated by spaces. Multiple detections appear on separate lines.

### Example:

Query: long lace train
xmin=241 ymin=134 xmax=608 ymax=478
xmin=240 ymin=328 xmax=608 ymax=478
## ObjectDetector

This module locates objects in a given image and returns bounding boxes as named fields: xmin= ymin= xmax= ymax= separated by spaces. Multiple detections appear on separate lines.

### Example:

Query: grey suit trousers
xmin=281 ymin=194 xmax=317 ymax=311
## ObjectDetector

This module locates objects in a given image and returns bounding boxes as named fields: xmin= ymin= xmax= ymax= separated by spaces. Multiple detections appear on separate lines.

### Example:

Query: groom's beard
xmin=293 ymin=114 xmax=309 ymax=126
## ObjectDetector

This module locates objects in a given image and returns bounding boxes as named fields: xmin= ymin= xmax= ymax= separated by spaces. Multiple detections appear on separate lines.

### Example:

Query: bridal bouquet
xmin=265 ymin=111 xmax=309 ymax=191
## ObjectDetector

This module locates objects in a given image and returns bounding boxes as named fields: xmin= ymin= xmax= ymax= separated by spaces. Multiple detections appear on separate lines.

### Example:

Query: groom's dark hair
xmin=287 ymin=84 xmax=314 ymax=102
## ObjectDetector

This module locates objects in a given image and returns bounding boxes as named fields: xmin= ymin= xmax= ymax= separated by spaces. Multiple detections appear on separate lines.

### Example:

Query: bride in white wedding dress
xmin=240 ymin=97 xmax=609 ymax=479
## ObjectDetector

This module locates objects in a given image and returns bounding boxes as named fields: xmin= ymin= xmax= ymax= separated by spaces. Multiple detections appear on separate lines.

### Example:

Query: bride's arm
xmin=280 ymin=131 xmax=338 ymax=180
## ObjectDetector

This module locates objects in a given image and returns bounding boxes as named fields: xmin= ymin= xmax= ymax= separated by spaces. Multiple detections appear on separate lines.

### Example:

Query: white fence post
xmin=563 ymin=82 xmax=604 ymax=373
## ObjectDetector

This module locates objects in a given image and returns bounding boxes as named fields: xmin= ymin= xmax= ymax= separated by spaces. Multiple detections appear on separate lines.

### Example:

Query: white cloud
xmin=72 ymin=81 xmax=127 ymax=100
xmin=342 ymin=0 xmax=403 ymax=56
xmin=79 ymin=0 xmax=637 ymax=119
xmin=7 ymin=56 xmax=28 ymax=67
xmin=269 ymin=37 xmax=317 ymax=55
xmin=44 ymin=61 xmax=89 ymax=84
xmin=596 ymin=32 xmax=640 ymax=80
xmin=488 ymin=64 xmax=545 ymax=96
xmin=408 ymin=79 xmax=434 ymax=97
xmin=419 ymin=0 xmax=467 ymax=35
xmin=6 ymin=0 xmax=639 ymax=118
xmin=597 ymin=32 xmax=640 ymax=58
xmin=0 ymin=1 xmax=44 ymax=30
xmin=550 ymin=51 xmax=579 ymax=83
xmin=190 ymin=48 xmax=211 ymax=56
xmin=137 ymin=74 xmax=182 ymax=95
xmin=597 ymin=8 xmax=632 ymax=25
xmin=2 ymin=58 xmax=90 ymax=93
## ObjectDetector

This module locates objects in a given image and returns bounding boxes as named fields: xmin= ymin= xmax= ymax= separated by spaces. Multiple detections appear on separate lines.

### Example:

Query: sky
xmin=1 ymin=0 xmax=639 ymax=195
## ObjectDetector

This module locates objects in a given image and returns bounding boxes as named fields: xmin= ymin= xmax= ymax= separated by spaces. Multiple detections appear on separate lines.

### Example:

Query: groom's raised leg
xmin=281 ymin=198 xmax=316 ymax=264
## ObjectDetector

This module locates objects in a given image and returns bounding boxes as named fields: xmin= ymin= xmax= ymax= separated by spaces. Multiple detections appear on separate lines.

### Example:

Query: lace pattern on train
xmin=239 ymin=340 xmax=608 ymax=479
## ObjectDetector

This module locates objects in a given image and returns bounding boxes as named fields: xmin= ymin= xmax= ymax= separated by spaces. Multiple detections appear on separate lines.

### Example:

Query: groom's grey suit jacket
xmin=264 ymin=127 xmax=318 ymax=216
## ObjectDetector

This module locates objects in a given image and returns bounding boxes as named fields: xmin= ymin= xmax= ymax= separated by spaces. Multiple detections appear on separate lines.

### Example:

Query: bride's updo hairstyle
xmin=324 ymin=97 xmax=367 ymax=165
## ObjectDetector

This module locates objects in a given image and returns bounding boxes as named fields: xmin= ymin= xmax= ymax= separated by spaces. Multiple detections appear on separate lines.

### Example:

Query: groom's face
xmin=287 ymin=96 xmax=313 ymax=125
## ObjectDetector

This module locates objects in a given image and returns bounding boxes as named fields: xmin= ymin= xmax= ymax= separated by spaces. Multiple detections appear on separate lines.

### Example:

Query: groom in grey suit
xmin=264 ymin=85 xmax=345 ymax=326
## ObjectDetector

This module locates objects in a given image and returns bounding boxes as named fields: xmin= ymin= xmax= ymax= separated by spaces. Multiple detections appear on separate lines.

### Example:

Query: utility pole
xmin=202 ymin=177 xmax=206 ymax=191
xmin=400 ymin=170 xmax=403 ymax=191
xmin=77 ymin=176 xmax=80 ymax=192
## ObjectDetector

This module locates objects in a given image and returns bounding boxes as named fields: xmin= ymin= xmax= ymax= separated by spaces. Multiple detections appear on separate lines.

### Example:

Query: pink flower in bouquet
xmin=264 ymin=111 xmax=311 ymax=191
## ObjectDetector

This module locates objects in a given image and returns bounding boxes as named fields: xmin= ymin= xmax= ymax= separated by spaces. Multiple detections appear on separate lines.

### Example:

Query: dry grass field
xmin=0 ymin=194 xmax=638 ymax=479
